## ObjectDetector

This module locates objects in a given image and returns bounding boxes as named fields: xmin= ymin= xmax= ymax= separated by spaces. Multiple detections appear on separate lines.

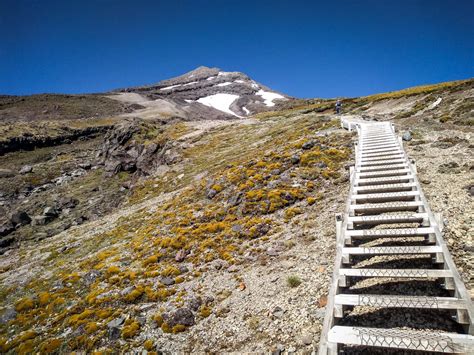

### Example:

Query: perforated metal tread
xmin=351 ymin=190 xmax=420 ymax=202
xmin=347 ymin=212 xmax=428 ymax=226
xmin=358 ymin=158 xmax=408 ymax=166
xmin=334 ymin=294 xmax=466 ymax=310
xmin=344 ymin=226 xmax=435 ymax=238
xmin=342 ymin=245 xmax=442 ymax=256
xmin=353 ymin=182 xmax=417 ymax=193
xmin=356 ymin=168 xmax=412 ymax=178
xmin=355 ymin=175 xmax=414 ymax=186
xmin=357 ymin=163 xmax=409 ymax=172
xmin=349 ymin=200 xmax=424 ymax=213
xmin=327 ymin=326 xmax=474 ymax=353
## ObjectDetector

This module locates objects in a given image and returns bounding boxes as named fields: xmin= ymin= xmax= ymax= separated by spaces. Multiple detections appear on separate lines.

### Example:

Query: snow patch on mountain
xmin=183 ymin=81 xmax=198 ymax=86
xmin=256 ymin=90 xmax=285 ymax=107
xmin=197 ymin=93 xmax=241 ymax=117
xmin=429 ymin=97 xmax=442 ymax=109
xmin=243 ymin=107 xmax=250 ymax=115
xmin=160 ymin=84 xmax=182 ymax=91
xmin=216 ymin=82 xmax=232 ymax=87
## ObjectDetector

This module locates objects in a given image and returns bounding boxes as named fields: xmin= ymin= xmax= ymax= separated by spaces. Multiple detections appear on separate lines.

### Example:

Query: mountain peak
xmin=117 ymin=67 xmax=289 ymax=119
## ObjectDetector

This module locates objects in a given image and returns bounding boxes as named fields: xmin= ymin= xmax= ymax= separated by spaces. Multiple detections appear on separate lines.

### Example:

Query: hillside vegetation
xmin=0 ymin=77 xmax=472 ymax=353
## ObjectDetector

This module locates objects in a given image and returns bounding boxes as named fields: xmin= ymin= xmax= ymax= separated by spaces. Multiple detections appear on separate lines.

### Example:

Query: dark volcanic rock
xmin=302 ymin=141 xmax=315 ymax=150
xmin=10 ymin=211 xmax=31 ymax=226
xmin=58 ymin=196 xmax=79 ymax=209
xmin=0 ymin=236 xmax=14 ymax=248
xmin=0 ymin=221 xmax=14 ymax=237
xmin=163 ymin=307 xmax=195 ymax=327
xmin=44 ymin=206 xmax=59 ymax=217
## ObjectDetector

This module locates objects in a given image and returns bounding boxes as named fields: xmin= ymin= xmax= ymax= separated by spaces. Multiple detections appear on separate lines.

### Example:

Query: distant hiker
xmin=335 ymin=100 xmax=342 ymax=114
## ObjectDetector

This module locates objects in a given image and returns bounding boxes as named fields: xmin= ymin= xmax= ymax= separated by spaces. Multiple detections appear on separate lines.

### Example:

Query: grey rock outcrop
xmin=99 ymin=118 xmax=182 ymax=177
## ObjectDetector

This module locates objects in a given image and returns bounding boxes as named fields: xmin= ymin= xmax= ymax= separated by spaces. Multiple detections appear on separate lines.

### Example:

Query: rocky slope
xmin=0 ymin=75 xmax=472 ymax=354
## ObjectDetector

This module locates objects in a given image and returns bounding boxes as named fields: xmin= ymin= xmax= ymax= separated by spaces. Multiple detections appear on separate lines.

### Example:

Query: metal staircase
xmin=319 ymin=119 xmax=474 ymax=354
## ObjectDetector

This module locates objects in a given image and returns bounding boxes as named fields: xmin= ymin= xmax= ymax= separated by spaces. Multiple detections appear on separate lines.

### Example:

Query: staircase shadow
xmin=344 ymin=279 xmax=450 ymax=297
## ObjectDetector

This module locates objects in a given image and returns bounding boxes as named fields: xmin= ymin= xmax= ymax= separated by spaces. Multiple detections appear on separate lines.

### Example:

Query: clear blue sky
xmin=1 ymin=0 xmax=473 ymax=98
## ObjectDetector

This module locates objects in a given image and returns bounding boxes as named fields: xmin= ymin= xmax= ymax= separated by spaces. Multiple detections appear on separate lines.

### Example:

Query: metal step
xmin=361 ymin=139 xmax=398 ymax=146
xmin=361 ymin=145 xmax=401 ymax=152
xmin=361 ymin=151 xmax=404 ymax=158
xmin=327 ymin=326 xmax=474 ymax=353
xmin=357 ymin=164 xmax=408 ymax=172
xmin=351 ymin=191 xmax=420 ymax=203
xmin=334 ymin=294 xmax=466 ymax=310
xmin=358 ymin=158 xmax=408 ymax=166
xmin=353 ymin=182 xmax=417 ymax=193
xmin=339 ymin=268 xmax=452 ymax=278
xmin=342 ymin=245 xmax=442 ymax=256
xmin=347 ymin=212 xmax=428 ymax=226
xmin=356 ymin=168 xmax=411 ymax=178
xmin=360 ymin=141 xmax=398 ymax=148
xmin=361 ymin=134 xmax=396 ymax=139
xmin=344 ymin=227 xmax=435 ymax=238
xmin=361 ymin=138 xmax=397 ymax=144
xmin=350 ymin=201 xmax=424 ymax=214
xmin=355 ymin=175 xmax=414 ymax=186
xmin=360 ymin=155 xmax=406 ymax=163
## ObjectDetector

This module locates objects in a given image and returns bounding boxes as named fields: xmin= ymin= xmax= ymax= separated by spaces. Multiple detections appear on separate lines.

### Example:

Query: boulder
xmin=160 ymin=277 xmax=175 ymax=286
xmin=402 ymin=132 xmax=412 ymax=141
xmin=44 ymin=206 xmax=59 ymax=217
xmin=302 ymin=141 xmax=315 ymax=150
xmin=175 ymin=249 xmax=187 ymax=262
xmin=10 ymin=211 xmax=31 ymax=226
xmin=206 ymin=188 xmax=218 ymax=199
xmin=78 ymin=162 xmax=92 ymax=170
xmin=290 ymin=154 xmax=300 ymax=164
xmin=187 ymin=296 xmax=203 ymax=311
xmin=32 ymin=215 xmax=51 ymax=226
xmin=163 ymin=307 xmax=195 ymax=327
xmin=19 ymin=165 xmax=33 ymax=174
xmin=58 ymin=196 xmax=79 ymax=209
xmin=107 ymin=316 xmax=125 ymax=328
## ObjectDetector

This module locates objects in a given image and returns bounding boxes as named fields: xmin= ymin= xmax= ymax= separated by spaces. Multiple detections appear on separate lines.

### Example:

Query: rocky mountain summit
xmin=114 ymin=66 xmax=288 ymax=119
